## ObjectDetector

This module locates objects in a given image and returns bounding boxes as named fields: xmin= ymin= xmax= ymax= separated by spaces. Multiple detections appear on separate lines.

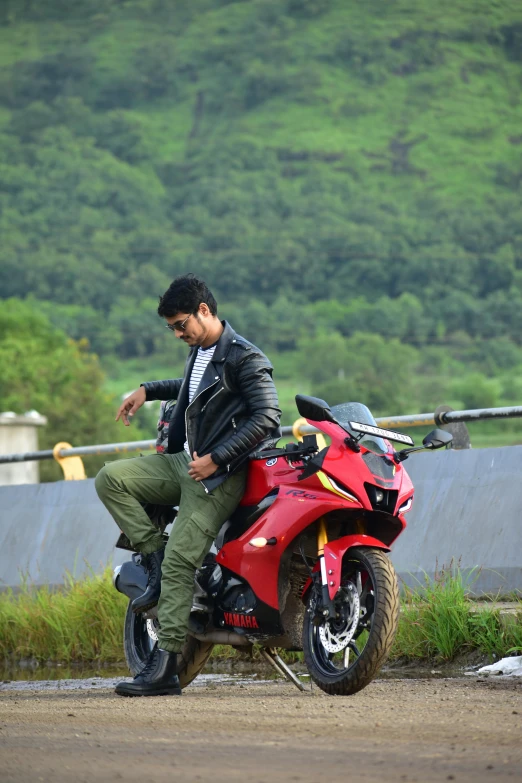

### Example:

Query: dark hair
xmin=157 ymin=274 xmax=218 ymax=318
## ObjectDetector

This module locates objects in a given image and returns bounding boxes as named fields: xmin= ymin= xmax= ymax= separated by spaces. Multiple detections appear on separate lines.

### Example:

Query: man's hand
xmin=188 ymin=452 xmax=218 ymax=481
xmin=116 ymin=387 xmax=147 ymax=426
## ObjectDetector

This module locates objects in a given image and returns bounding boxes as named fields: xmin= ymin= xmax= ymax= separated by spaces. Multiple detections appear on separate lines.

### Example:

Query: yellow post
xmin=292 ymin=417 xmax=327 ymax=450
xmin=52 ymin=442 xmax=87 ymax=480
xmin=317 ymin=516 xmax=328 ymax=556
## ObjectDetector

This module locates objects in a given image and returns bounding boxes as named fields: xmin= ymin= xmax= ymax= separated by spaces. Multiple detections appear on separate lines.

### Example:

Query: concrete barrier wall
xmin=0 ymin=445 xmax=521 ymax=594
xmin=391 ymin=445 xmax=522 ymax=595
xmin=0 ymin=480 xmax=126 ymax=590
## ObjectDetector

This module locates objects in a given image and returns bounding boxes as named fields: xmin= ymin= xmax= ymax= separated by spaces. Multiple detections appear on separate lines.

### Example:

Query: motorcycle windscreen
xmin=330 ymin=401 xmax=389 ymax=455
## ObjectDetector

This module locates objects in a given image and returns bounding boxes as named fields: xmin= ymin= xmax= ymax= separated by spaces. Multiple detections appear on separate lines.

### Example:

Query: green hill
xmin=1 ymin=0 xmax=522 ymax=439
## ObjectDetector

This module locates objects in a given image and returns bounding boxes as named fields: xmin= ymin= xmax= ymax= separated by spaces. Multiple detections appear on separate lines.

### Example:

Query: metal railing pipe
xmin=285 ymin=417 xmax=441 ymax=433
xmin=61 ymin=440 xmax=157 ymax=457
xmin=0 ymin=441 xmax=156 ymax=465
xmin=377 ymin=407 xmax=522 ymax=429
xmin=374 ymin=413 xmax=436 ymax=429
xmin=1 ymin=404 xmax=522 ymax=469
xmin=441 ymin=406 xmax=522 ymax=424
xmin=0 ymin=449 xmax=55 ymax=464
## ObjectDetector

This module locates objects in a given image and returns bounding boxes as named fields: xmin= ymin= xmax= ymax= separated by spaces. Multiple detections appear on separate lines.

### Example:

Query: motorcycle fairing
xmin=217 ymin=488 xmax=279 ymax=547
xmin=216 ymin=488 xmax=364 ymax=609
xmin=212 ymin=566 xmax=284 ymax=637
xmin=310 ymin=420 xmax=414 ymax=509
xmin=217 ymin=416 xmax=410 ymax=611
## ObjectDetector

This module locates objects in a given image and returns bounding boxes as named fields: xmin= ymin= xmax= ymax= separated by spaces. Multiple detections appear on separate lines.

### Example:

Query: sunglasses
xmin=165 ymin=313 xmax=193 ymax=333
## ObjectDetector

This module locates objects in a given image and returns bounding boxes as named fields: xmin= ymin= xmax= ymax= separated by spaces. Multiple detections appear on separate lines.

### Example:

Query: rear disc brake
xmin=146 ymin=619 xmax=159 ymax=642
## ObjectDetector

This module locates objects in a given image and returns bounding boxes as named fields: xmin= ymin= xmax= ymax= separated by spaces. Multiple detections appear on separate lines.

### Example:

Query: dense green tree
xmin=451 ymin=374 xmax=502 ymax=411
xmin=0 ymin=299 xmax=143 ymax=480
xmin=299 ymin=331 xmax=419 ymax=414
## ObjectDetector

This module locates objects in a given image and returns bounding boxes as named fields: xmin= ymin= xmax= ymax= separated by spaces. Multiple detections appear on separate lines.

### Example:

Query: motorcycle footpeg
xmin=133 ymin=600 xmax=158 ymax=615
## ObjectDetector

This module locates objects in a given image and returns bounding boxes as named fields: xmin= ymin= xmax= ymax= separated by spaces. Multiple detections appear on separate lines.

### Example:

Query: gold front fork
xmin=317 ymin=517 xmax=328 ymax=556
xmin=317 ymin=517 xmax=332 ymax=613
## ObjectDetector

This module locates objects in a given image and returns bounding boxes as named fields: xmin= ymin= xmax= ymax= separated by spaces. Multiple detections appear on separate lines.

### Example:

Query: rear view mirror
xmin=422 ymin=428 xmax=453 ymax=450
xmin=295 ymin=394 xmax=334 ymax=423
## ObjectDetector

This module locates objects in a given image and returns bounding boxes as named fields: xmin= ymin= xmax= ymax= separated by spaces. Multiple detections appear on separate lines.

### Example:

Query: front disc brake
xmin=318 ymin=584 xmax=360 ymax=653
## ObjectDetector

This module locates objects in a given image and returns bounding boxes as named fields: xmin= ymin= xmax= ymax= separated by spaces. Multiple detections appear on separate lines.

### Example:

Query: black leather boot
xmin=115 ymin=647 xmax=181 ymax=697
xmin=132 ymin=547 xmax=164 ymax=614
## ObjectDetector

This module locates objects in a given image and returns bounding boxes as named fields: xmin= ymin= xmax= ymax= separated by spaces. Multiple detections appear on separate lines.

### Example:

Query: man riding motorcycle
xmin=95 ymin=274 xmax=281 ymax=696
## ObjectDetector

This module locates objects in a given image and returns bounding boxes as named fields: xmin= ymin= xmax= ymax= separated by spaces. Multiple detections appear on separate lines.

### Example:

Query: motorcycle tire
xmin=123 ymin=601 xmax=215 ymax=689
xmin=303 ymin=547 xmax=399 ymax=696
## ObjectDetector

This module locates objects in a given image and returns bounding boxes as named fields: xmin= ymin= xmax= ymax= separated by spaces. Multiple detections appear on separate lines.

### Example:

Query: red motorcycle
xmin=114 ymin=395 xmax=452 ymax=695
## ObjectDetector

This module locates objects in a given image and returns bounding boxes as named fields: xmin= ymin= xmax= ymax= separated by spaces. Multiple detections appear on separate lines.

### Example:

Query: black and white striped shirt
xmin=184 ymin=344 xmax=216 ymax=455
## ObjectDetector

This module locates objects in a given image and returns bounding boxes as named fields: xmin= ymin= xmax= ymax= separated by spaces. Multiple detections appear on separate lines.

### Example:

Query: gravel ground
xmin=0 ymin=676 xmax=521 ymax=783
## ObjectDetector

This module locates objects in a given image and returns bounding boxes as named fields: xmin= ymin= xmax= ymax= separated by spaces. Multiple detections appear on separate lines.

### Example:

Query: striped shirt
xmin=184 ymin=344 xmax=217 ymax=455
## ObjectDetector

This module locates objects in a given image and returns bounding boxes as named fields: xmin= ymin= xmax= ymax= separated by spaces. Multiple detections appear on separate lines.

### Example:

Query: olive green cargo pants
xmin=95 ymin=452 xmax=246 ymax=652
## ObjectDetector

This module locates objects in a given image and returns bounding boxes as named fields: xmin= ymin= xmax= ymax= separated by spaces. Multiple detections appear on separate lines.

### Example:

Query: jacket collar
xmin=182 ymin=321 xmax=236 ymax=405
xmin=209 ymin=320 xmax=237 ymax=364
xmin=185 ymin=320 xmax=235 ymax=362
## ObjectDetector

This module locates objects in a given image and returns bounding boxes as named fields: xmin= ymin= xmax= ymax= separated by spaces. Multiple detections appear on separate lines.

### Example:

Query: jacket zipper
xmin=201 ymin=387 xmax=224 ymax=412
xmin=185 ymin=377 xmax=220 ymax=494
xmin=226 ymin=417 xmax=238 ymax=472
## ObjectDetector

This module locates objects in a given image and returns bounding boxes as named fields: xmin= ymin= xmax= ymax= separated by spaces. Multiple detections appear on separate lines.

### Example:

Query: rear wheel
xmin=123 ymin=602 xmax=214 ymax=689
xmin=303 ymin=547 xmax=399 ymax=695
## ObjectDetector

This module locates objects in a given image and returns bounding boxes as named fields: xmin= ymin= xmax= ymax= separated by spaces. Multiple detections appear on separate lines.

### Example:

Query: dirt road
xmin=1 ymin=676 xmax=521 ymax=783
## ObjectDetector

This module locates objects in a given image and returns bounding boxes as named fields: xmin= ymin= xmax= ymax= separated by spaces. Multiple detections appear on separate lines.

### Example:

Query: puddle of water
xmin=0 ymin=667 xmax=471 ymax=694
xmin=0 ymin=660 xmax=471 ymax=692
xmin=0 ymin=672 xmax=274 ymax=693
xmin=0 ymin=663 xmax=129 ymax=683
xmin=378 ymin=665 xmax=468 ymax=680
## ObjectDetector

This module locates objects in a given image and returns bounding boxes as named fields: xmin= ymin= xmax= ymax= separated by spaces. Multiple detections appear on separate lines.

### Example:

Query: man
xmin=95 ymin=274 xmax=281 ymax=696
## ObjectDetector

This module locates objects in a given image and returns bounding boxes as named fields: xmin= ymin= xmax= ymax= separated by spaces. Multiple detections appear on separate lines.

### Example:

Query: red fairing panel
xmin=311 ymin=419 xmax=415 ymax=517
xmin=216 ymin=488 xmax=364 ymax=609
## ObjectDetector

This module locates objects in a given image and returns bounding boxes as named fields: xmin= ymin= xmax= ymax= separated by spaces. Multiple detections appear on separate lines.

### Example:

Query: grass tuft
xmin=0 ymin=568 xmax=128 ymax=664
xmin=392 ymin=567 xmax=522 ymax=661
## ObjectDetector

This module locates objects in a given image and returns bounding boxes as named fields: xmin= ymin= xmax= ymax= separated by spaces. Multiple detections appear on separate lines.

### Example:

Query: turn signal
xmin=249 ymin=537 xmax=277 ymax=547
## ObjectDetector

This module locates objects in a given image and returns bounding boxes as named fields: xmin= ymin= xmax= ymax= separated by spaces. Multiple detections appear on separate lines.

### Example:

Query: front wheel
xmin=303 ymin=547 xmax=399 ymax=696
xmin=123 ymin=602 xmax=214 ymax=689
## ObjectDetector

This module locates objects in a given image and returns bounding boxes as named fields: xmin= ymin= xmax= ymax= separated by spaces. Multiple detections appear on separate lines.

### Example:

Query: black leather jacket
xmin=141 ymin=321 xmax=282 ymax=493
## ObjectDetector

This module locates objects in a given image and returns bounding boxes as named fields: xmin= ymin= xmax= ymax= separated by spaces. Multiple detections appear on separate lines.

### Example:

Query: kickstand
xmin=259 ymin=647 xmax=306 ymax=692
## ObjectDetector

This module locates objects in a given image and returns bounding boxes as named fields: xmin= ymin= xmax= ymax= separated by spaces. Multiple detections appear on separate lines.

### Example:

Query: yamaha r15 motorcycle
xmin=113 ymin=394 xmax=452 ymax=695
